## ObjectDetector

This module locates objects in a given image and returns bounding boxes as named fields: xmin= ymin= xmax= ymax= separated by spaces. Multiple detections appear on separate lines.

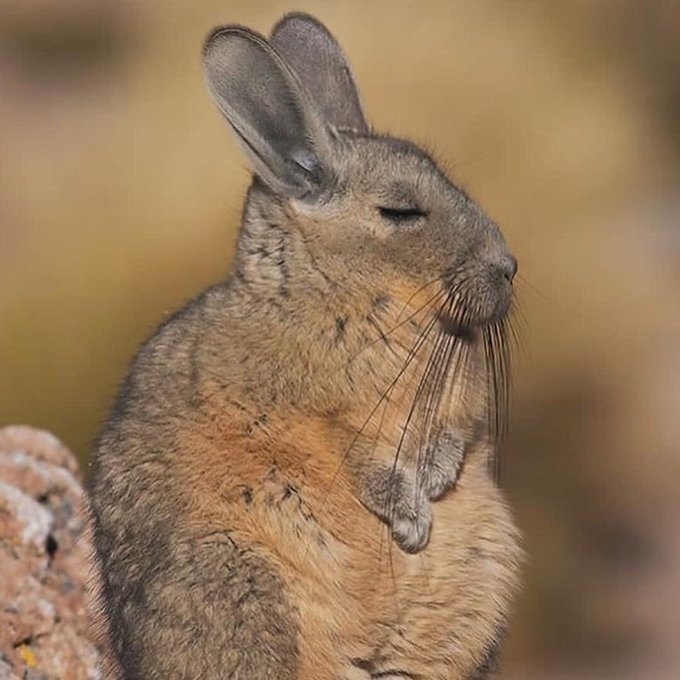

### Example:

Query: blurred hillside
xmin=1 ymin=1 xmax=678 ymax=678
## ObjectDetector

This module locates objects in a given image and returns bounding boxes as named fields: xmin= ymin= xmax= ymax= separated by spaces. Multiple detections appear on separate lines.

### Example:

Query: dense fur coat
xmin=89 ymin=13 xmax=522 ymax=679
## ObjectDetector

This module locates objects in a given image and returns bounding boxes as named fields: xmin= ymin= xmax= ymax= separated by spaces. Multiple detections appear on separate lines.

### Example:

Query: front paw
xmin=361 ymin=466 xmax=433 ymax=554
xmin=421 ymin=429 xmax=465 ymax=500
xmin=391 ymin=499 xmax=432 ymax=553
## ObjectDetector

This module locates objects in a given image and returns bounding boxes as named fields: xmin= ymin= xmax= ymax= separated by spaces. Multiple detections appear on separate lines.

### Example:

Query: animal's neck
xmin=232 ymin=187 xmax=336 ymax=304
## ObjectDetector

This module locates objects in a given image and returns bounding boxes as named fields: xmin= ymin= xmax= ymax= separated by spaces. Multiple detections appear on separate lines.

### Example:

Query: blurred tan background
xmin=1 ymin=1 xmax=678 ymax=678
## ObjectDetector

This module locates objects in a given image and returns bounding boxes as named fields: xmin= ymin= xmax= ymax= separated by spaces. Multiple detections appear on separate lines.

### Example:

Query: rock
xmin=0 ymin=426 xmax=101 ymax=680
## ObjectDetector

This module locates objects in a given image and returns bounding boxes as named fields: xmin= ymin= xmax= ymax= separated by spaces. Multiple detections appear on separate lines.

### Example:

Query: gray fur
xmin=420 ymin=426 xmax=467 ymax=500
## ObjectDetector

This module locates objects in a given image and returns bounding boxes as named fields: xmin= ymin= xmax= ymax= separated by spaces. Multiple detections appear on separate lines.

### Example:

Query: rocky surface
xmin=0 ymin=426 xmax=101 ymax=679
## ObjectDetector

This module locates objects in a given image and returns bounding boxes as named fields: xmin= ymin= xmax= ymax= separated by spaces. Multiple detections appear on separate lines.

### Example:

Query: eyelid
xmin=378 ymin=206 xmax=427 ymax=222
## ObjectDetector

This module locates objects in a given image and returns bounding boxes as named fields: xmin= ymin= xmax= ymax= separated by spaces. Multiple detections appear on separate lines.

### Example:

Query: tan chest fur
xmin=175 ymin=399 xmax=521 ymax=679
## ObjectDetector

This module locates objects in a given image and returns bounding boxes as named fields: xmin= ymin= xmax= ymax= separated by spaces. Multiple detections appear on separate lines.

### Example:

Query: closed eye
xmin=378 ymin=206 xmax=427 ymax=224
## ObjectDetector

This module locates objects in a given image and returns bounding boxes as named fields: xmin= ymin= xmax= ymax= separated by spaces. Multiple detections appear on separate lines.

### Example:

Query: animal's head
xmin=203 ymin=13 xmax=516 ymax=339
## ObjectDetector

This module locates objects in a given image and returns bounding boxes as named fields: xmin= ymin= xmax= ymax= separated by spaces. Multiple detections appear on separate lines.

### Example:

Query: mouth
xmin=437 ymin=313 xmax=477 ymax=341
xmin=436 ymin=282 xmax=512 ymax=339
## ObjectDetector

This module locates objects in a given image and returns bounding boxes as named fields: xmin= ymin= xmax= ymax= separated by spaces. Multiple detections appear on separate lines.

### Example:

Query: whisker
xmin=324 ymin=295 xmax=446 ymax=502
xmin=338 ymin=284 xmax=445 ymax=373
xmin=415 ymin=295 xmax=458 ymax=479
xmin=516 ymin=273 xmax=548 ymax=302
xmin=385 ymin=308 xmax=452 ymax=510
xmin=483 ymin=317 xmax=512 ymax=482
xmin=378 ymin=306 xmax=458 ymax=574
xmin=394 ymin=275 xmax=447 ymax=323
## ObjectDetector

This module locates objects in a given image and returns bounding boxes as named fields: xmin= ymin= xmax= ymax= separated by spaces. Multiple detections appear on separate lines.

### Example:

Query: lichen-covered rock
xmin=0 ymin=426 xmax=101 ymax=680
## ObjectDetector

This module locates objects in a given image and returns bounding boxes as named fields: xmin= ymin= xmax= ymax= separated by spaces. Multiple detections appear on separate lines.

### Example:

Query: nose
xmin=499 ymin=254 xmax=517 ymax=283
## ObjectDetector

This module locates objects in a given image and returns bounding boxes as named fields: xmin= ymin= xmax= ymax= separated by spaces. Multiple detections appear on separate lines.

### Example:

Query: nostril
xmin=502 ymin=255 xmax=518 ymax=283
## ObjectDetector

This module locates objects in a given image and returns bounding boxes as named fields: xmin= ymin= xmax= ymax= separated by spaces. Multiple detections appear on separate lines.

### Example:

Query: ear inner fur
xmin=202 ymin=26 xmax=332 ymax=198
xmin=270 ymin=12 xmax=368 ymax=133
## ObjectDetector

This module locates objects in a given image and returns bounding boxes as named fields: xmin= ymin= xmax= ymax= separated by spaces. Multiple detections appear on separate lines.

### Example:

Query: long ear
xmin=270 ymin=13 xmax=368 ymax=133
xmin=202 ymin=26 xmax=331 ymax=198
